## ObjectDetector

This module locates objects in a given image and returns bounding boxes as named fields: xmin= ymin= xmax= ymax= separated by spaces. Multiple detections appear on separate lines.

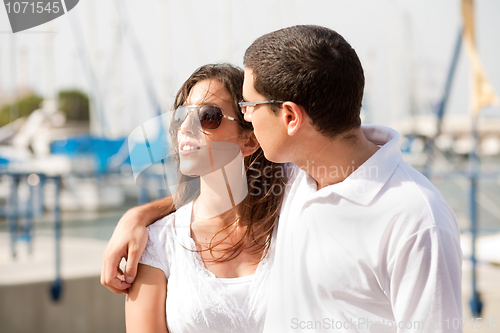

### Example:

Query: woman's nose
xmin=179 ymin=111 xmax=196 ymax=135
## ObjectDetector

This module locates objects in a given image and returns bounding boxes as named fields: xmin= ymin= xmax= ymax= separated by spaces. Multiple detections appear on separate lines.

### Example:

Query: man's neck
xmin=293 ymin=127 xmax=379 ymax=190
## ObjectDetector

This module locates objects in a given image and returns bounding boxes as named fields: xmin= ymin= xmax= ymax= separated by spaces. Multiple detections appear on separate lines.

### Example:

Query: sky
xmin=0 ymin=0 xmax=499 ymax=137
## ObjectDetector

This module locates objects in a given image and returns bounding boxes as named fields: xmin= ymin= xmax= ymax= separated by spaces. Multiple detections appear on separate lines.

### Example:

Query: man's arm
xmin=390 ymin=225 xmax=463 ymax=332
xmin=125 ymin=264 xmax=168 ymax=333
xmin=101 ymin=196 xmax=175 ymax=294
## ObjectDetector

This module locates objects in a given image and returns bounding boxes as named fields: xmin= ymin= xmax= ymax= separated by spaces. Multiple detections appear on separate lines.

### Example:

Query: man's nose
xmin=243 ymin=111 xmax=252 ymax=123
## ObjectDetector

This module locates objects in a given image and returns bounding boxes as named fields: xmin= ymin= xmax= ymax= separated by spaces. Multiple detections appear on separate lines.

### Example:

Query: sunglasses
xmin=238 ymin=99 xmax=284 ymax=114
xmin=172 ymin=105 xmax=242 ymax=130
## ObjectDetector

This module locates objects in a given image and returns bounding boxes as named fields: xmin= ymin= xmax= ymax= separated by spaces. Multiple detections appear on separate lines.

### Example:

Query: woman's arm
xmin=101 ymin=196 xmax=175 ymax=294
xmin=125 ymin=263 xmax=168 ymax=333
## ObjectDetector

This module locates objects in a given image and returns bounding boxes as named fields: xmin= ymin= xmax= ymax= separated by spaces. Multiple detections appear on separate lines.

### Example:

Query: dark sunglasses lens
xmin=199 ymin=106 xmax=223 ymax=129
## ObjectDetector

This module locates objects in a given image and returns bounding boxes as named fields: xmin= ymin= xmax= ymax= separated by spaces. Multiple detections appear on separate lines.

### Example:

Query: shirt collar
xmin=303 ymin=124 xmax=403 ymax=206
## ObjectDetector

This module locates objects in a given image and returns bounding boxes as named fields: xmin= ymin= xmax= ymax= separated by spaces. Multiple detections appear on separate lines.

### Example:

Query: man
xmin=102 ymin=25 xmax=462 ymax=332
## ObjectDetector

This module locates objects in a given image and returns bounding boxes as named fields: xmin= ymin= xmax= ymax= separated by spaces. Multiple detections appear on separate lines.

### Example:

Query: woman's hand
xmin=101 ymin=196 xmax=175 ymax=294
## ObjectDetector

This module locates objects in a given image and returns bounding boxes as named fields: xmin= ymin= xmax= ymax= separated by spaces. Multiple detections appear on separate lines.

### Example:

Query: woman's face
xmin=177 ymin=79 xmax=245 ymax=176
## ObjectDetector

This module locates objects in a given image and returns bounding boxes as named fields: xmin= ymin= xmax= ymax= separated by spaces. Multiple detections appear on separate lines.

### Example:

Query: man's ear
xmin=241 ymin=131 xmax=260 ymax=157
xmin=281 ymin=102 xmax=304 ymax=136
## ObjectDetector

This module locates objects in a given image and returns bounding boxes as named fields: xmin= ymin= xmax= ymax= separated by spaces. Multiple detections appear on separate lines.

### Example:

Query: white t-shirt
xmin=139 ymin=201 xmax=273 ymax=333
xmin=263 ymin=124 xmax=463 ymax=333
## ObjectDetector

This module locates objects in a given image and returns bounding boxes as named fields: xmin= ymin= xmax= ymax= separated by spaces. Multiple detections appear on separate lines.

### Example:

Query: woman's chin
xmin=179 ymin=160 xmax=212 ymax=177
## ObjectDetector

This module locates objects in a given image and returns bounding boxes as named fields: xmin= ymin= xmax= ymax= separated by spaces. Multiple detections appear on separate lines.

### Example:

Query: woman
xmin=125 ymin=64 xmax=287 ymax=333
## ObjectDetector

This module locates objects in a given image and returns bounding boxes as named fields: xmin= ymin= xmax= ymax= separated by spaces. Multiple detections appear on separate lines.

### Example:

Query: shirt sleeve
xmin=390 ymin=225 xmax=463 ymax=332
xmin=138 ymin=223 xmax=170 ymax=278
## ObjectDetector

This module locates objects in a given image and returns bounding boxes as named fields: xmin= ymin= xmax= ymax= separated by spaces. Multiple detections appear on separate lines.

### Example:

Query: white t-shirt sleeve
xmin=138 ymin=223 xmax=170 ymax=278
xmin=389 ymin=225 xmax=462 ymax=332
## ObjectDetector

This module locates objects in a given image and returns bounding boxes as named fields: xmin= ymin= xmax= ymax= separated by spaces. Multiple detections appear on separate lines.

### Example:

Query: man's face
xmin=242 ymin=68 xmax=287 ymax=162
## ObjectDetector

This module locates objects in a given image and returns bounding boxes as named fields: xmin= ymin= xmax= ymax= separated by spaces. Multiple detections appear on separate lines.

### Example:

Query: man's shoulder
xmin=386 ymin=161 xmax=458 ymax=234
xmin=391 ymin=161 xmax=447 ymax=207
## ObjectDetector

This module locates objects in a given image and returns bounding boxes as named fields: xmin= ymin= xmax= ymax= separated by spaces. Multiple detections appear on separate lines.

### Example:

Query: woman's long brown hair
xmin=170 ymin=63 xmax=287 ymax=262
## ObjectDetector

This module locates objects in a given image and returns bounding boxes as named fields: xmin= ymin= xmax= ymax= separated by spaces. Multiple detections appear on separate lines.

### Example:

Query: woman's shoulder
xmin=146 ymin=201 xmax=193 ymax=237
xmin=141 ymin=201 xmax=193 ymax=272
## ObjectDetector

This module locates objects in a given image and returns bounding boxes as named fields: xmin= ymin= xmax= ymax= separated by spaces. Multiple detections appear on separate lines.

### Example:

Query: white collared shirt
xmin=264 ymin=125 xmax=462 ymax=333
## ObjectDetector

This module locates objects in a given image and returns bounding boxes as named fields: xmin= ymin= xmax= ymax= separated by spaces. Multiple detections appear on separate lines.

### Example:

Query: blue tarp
xmin=50 ymin=134 xmax=129 ymax=173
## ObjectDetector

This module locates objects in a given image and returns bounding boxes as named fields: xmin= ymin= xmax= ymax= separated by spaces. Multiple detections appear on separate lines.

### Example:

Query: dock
xmin=0 ymin=234 xmax=125 ymax=333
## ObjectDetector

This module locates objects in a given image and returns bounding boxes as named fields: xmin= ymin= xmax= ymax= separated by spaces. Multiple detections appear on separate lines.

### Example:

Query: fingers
xmin=101 ymin=250 xmax=131 ymax=294
xmin=124 ymin=247 xmax=140 ymax=284
xmin=101 ymin=266 xmax=132 ymax=294
xmin=117 ymin=267 xmax=126 ymax=282
xmin=105 ymin=278 xmax=132 ymax=295
xmin=100 ymin=210 xmax=149 ymax=294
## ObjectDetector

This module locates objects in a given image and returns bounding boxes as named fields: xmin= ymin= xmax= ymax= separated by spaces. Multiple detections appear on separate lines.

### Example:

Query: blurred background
xmin=0 ymin=0 xmax=499 ymax=332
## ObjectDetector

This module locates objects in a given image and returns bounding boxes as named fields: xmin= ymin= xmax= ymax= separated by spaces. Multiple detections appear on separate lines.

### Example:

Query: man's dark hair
xmin=243 ymin=25 xmax=364 ymax=138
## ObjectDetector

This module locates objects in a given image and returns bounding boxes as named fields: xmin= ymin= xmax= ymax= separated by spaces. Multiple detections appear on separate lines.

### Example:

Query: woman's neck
xmin=193 ymin=151 xmax=248 ymax=224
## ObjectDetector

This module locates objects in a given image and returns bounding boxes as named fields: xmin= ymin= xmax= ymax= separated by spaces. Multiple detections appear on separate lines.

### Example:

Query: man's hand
xmin=101 ymin=207 xmax=149 ymax=294
xmin=101 ymin=196 xmax=175 ymax=294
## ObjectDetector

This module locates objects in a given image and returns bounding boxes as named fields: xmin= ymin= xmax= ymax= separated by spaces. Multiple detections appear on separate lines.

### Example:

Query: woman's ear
xmin=241 ymin=131 xmax=260 ymax=157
